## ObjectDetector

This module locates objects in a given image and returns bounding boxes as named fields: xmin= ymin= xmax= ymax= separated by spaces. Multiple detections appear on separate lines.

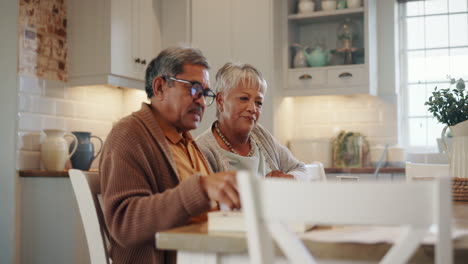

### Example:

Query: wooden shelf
xmin=288 ymin=7 xmax=364 ymax=23
xmin=19 ymin=169 xmax=98 ymax=178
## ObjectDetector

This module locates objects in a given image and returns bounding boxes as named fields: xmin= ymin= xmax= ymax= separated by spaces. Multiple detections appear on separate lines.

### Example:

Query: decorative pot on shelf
xmin=40 ymin=129 xmax=78 ymax=171
xmin=337 ymin=0 xmax=347 ymax=9
xmin=298 ymin=0 xmax=315 ymax=14
xmin=321 ymin=0 xmax=337 ymax=11
xmin=69 ymin=131 xmax=104 ymax=171
xmin=442 ymin=120 xmax=468 ymax=178
xmin=304 ymin=46 xmax=330 ymax=67
xmin=347 ymin=0 xmax=362 ymax=8
xmin=292 ymin=44 xmax=307 ymax=68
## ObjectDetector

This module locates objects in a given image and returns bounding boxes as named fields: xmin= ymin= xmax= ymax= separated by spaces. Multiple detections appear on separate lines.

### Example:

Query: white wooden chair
xmin=69 ymin=169 xmax=111 ymax=264
xmin=405 ymin=161 xmax=450 ymax=181
xmin=237 ymin=171 xmax=452 ymax=264
xmin=304 ymin=161 xmax=327 ymax=181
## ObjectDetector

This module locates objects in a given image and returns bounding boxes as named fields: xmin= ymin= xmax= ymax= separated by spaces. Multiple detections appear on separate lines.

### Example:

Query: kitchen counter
xmin=19 ymin=168 xmax=405 ymax=178
xmin=19 ymin=170 xmax=70 ymax=177
xmin=325 ymin=167 xmax=405 ymax=174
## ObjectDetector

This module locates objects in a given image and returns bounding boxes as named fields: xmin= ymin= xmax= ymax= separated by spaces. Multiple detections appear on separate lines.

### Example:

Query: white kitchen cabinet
xmin=282 ymin=0 xmax=377 ymax=96
xmin=68 ymin=0 xmax=163 ymax=89
xmin=20 ymin=177 xmax=90 ymax=264
xmin=111 ymin=0 xmax=162 ymax=81
xmin=190 ymin=0 xmax=276 ymax=133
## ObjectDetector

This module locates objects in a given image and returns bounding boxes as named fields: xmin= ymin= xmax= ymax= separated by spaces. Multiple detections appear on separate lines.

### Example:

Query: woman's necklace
xmin=214 ymin=121 xmax=254 ymax=157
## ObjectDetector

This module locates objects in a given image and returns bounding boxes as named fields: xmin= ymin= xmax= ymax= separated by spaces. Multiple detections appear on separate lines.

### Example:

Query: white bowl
xmin=321 ymin=0 xmax=336 ymax=11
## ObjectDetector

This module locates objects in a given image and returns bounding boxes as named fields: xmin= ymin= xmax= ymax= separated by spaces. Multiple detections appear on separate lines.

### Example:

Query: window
xmin=399 ymin=0 xmax=468 ymax=152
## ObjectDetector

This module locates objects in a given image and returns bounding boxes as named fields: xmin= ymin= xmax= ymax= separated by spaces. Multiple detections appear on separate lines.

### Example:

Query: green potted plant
xmin=425 ymin=76 xmax=468 ymax=179
xmin=425 ymin=77 xmax=468 ymax=128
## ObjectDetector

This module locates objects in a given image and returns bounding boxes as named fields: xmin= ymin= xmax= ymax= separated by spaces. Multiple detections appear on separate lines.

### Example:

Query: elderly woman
xmin=196 ymin=62 xmax=308 ymax=180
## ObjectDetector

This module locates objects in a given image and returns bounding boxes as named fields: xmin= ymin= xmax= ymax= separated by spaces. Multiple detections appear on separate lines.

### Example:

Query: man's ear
xmin=216 ymin=92 xmax=224 ymax=112
xmin=152 ymin=76 xmax=165 ymax=100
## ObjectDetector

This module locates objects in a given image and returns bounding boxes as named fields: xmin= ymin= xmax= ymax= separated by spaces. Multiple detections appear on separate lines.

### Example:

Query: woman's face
xmin=217 ymin=81 xmax=264 ymax=135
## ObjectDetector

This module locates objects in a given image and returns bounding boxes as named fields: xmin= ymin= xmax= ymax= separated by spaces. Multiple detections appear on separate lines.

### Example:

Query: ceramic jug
xmin=442 ymin=120 xmax=468 ymax=178
xmin=41 ymin=129 xmax=78 ymax=171
xmin=305 ymin=46 xmax=330 ymax=67
xmin=69 ymin=131 xmax=103 ymax=171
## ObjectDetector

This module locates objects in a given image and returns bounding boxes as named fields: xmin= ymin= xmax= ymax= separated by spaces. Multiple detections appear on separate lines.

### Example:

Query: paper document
xmin=208 ymin=211 xmax=314 ymax=233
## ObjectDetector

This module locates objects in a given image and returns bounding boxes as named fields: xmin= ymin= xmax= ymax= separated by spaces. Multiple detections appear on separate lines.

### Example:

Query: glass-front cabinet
xmin=283 ymin=0 xmax=377 ymax=96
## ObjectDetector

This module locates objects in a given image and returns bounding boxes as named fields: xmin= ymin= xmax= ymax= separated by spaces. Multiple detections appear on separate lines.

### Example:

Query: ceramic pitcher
xmin=41 ymin=129 xmax=78 ymax=171
xmin=442 ymin=120 xmax=468 ymax=178
xmin=69 ymin=131 xmax=103 ymax=171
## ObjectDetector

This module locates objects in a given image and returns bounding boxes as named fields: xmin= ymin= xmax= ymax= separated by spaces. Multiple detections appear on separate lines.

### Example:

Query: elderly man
xmin=99 ymin=47 xmax=240 ymax=264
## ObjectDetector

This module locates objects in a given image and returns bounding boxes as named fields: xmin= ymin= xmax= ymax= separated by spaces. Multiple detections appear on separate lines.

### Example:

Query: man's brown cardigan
xmin=99 ymin=103 xmax=211 ymax=263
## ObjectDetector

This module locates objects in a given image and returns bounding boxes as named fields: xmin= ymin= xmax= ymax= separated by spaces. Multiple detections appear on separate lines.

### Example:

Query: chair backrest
xmin=405 ymin=161 xmax=450 ymax=181
xmin=237 ymin=171 xmax=452 ymax=264
xmin=69 ymin=169 xmax=110 ymax=264
xmin=304 ymin=161 xmax=327 ymax=181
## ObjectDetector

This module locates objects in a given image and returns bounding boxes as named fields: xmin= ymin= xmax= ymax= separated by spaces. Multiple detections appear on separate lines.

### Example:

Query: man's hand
xmin=200 ymin=171 xmax=240 ymax=210
xmin=266 ymin=170 xmax=294 ymax=179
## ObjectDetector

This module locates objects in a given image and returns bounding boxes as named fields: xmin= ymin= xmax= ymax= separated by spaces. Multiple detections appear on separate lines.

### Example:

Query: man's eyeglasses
xmin=163 ymin=76 xmax=216 ymax=106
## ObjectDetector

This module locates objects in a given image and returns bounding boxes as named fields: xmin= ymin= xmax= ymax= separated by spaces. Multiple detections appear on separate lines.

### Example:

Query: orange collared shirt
xmin=153 ymin=112 xmax=216 ymax=222
xmin=154 ymin=113 xmax=210 ymax=180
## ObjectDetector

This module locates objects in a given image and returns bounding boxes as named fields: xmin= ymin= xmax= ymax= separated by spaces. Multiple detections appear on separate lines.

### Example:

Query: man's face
xmin=160 ymin=64 xmax=210 ymax=132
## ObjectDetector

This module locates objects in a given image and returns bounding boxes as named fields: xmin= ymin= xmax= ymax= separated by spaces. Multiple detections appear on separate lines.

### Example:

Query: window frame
xmin=398 ymin=0 xmax=468 ymax=153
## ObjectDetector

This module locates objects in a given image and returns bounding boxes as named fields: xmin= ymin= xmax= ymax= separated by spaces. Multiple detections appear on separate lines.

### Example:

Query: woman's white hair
xmin=215 ymin=62 xmax=267 ymax=95
xmin=214 ymin=62 xmax=267 ymax=118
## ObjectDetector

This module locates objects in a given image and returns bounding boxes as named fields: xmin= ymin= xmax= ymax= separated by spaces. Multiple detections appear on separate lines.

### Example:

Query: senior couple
xmin=100 ymin=46 xmax=308 ymax=263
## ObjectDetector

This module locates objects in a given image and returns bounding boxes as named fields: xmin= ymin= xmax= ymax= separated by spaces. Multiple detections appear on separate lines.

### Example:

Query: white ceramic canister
xmin=298 ymin=0 xmax=315 ymax=14
xmin=369 ymin=145 xmax=387 ymax=167
xmin=41 ymin=129 xmax=78 ymax=171
xmin=387 ymin=146 xmax=407 ymax=168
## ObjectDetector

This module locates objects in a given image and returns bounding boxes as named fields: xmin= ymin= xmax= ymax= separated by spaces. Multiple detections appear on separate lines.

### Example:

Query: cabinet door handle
xmin=299 ymin=74 xmax=312 ymax=80
xmin=141 ymin=60 xmax=146 ymax=65
xmin=338 ymin=72 xmax=353 ymax=78
xmin=134 ymin=58 xmax=141 ymax=63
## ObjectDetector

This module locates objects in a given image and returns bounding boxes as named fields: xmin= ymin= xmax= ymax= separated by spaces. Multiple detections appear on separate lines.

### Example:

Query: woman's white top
xmin=219 ymin=139 xmax=272 ymax=178
xmin=196 ymin=122 xmax=310 ymax=180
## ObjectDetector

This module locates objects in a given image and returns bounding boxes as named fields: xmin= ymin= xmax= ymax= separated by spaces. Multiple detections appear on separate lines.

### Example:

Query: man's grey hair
xmin=145 ymin=46 xmax=210 ymax=99
xmin=215 ymin=62 xmax=267 ymax=118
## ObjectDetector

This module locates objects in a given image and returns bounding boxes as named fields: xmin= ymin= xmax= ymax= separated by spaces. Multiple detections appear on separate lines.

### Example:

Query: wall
xmin=288 ymin=95 xmax=397 ymax=146
xmin=17 ymin=75 xmax=148 ymax=170
xmin=0 ymin=1 xmax=19 ymax=263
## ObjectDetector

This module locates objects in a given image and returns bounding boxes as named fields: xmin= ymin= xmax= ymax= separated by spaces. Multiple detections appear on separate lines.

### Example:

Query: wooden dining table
xmin=155 ymin=203 xmax=468 ymax=264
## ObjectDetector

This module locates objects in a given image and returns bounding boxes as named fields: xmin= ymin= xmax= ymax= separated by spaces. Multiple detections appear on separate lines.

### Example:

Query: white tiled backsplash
xmin=285 ymin=95 xmax=398 ymax=147
xmin=17 ymin=75 xmax=148 ymax=170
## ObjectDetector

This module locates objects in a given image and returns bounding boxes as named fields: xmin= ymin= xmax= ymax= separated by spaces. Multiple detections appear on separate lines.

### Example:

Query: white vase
xmin=41 ymin=129 xmax=78 ymax=171
xmin=442 ymin=120 xmax=468 ymax=178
